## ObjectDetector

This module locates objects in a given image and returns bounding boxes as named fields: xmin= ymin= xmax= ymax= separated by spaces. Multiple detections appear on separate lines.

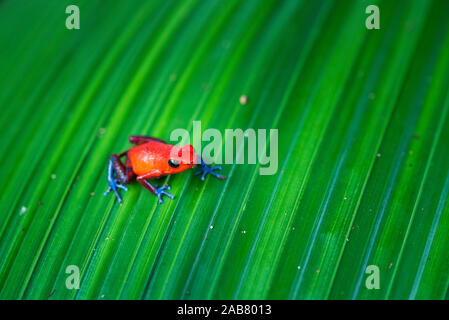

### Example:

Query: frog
xmin=104 ymin=135 xmax=225 ymax=204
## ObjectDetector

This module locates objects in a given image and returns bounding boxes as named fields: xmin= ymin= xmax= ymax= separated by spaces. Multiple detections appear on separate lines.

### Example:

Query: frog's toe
xmin=114 ymin=181 xmax=128 ymax=191
xmin=155 ymin=185 xmax=175 ymax=204
xmin=196 ymin=163 xmax=226 ymax=181
xmin=104 ymin=182 xmax=128 ymax=203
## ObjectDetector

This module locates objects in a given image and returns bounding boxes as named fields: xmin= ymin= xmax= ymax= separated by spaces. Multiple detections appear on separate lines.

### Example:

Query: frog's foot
xmin=104 ymin=160 xmax=128 ymax=203
xmin=195 ymin=159 xmax=226 ymax=181
xmin=154 ymin=184 xmax=175 ymax=204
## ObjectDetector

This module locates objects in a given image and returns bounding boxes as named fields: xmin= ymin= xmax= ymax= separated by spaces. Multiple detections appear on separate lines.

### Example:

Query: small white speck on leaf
xmin=105 ymin=237 xmax=109 ymax=241
xmin=297 ymin=266 xmax=301 ymax=270
xmin=239 ymin=95 xmax=248 ymax=105
xmin=51 ymin=174 xmax=56 ymax=179
xmin=98 ymin=128 xmax=106 ymax=137
xmin=210 ymin=225 xmax=214 ymax=229
xmin=376 ymin=153 xmax=381 ymax=158
xmin=20 ymin=206 xmax=27 ymax=216
xmin=241 ymin=230 xmax=247 ymax=234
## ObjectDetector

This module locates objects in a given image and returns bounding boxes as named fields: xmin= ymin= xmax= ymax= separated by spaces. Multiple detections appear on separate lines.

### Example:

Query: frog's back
xmin=127 ymin=141 xmax=172 ymax=176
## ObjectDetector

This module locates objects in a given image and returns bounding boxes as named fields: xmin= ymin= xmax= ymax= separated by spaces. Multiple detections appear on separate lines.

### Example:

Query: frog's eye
xmin=168 ymin=159 xmax=180 ymax=168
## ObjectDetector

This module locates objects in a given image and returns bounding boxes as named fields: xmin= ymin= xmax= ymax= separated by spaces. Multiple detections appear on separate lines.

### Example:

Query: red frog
xmin=104 ymin=135 xmax=225 ymax=204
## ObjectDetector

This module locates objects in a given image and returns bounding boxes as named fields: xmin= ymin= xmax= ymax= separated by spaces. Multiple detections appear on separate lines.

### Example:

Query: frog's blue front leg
xmin=195 ymin=157 xmax=226 ymax=181
xmin=104 ymin=160 xmax=128 ymax=203
xmin=153 ymin=184 xmax=175 ymax=204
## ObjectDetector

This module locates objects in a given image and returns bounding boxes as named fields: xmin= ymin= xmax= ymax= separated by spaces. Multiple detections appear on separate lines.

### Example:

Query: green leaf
xmin=1 ymin=0 xmax=448 ymax=300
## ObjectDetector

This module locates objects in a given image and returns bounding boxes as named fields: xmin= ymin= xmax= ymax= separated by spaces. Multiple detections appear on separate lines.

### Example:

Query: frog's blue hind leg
xmin=195 ymin=157 xmax=226 ymax=181
xmin=104 ymin=157 xmax=129 ymax=203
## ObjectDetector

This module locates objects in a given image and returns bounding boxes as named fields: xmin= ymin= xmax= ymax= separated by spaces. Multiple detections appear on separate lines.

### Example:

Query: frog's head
xmin=165 ymin=144 xmax=196 ymax=174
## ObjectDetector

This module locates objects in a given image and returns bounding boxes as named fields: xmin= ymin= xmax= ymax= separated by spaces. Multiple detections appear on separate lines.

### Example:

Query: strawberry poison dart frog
xmin=104 ymin=135 xmax=226 ymax=204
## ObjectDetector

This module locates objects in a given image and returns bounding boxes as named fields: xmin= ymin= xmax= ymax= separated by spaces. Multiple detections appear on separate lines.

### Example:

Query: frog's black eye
xmin=168 ymin=159 xmax=180 ymax=168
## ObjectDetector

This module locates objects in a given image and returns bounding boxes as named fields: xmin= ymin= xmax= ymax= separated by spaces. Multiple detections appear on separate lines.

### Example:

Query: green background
xmin=1 ymin=0 xmax=449 ymax=299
